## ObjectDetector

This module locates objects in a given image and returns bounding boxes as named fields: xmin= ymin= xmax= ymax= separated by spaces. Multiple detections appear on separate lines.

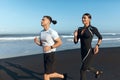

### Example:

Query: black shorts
xmin=44 ymin=52 xmax=56 ymax=74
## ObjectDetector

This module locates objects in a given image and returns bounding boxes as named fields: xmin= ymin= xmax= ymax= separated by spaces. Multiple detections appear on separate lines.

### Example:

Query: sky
xmin=0 ymin=0 xmax=120 ymax=34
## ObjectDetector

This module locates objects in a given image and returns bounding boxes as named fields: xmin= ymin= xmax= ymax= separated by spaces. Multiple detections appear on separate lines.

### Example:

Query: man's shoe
xmin=62 ymin=73 xmax=67 ymax=80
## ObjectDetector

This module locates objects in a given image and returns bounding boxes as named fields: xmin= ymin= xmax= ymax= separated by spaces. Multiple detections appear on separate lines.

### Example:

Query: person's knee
xmin=81 ymin=66 xmax=89 ymax=71
xmin=80 ymin=68 xmax=86 ymax=73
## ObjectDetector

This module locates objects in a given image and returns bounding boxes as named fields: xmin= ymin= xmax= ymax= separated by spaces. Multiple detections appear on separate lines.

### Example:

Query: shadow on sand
xmin=0 ymin=62 xmax=43 ymax=80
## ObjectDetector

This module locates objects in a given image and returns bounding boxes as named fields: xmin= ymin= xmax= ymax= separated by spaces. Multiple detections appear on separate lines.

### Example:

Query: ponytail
xmin=52 ymin=20 xmax=57 ymax=25
xmin=43 ymin=16 xmax=57 ymax=25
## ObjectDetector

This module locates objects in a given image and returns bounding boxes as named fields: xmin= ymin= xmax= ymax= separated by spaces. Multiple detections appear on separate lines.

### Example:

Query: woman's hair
xmin=43 ymin=16 xmax=57 ymax=25
xmin=82 ymin=13 xmax=92 ymax=19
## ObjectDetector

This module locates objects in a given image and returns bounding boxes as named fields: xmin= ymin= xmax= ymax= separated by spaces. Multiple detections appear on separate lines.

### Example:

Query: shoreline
xmin=0 ymin=47 xmax=119 ymax=60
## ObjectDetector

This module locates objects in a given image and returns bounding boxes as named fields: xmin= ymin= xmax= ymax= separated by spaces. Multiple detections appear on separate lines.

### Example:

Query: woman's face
xmin=82 ymin=15 xmax=91 ymax=25
xmin=41 ymin=17 xmax=50 ymax=27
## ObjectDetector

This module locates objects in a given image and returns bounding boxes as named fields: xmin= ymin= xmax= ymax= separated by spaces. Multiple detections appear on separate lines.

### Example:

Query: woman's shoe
xmin=95 ymin=70 xmax=103 ymax=78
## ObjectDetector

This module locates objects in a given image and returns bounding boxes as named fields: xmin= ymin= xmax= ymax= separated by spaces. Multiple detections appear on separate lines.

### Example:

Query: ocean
xmin=0 ymin=33 xmax=120 ymax=59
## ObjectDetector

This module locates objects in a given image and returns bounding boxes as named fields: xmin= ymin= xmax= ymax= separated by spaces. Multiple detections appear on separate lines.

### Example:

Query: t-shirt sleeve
xmin=51 ymin=30 xmax=59 ymax=40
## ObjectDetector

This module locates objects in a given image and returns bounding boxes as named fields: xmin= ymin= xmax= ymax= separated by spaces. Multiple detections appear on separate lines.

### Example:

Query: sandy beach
xmin=0 ymin=47 xmax=120 ymax=80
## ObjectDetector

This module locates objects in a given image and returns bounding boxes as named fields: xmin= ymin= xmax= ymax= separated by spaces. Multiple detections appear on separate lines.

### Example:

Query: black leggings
xmin=80 ymin=49 xmax=98 ymax=80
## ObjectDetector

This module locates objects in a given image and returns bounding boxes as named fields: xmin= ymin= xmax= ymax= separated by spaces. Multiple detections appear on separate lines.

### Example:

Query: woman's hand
xmin=74 ymin=30 xmax=78 ymax=43
xmin=94 ymin=45 xmax=99 ymax=54
xmin=74 ymin=30 xmax=78 ymax=37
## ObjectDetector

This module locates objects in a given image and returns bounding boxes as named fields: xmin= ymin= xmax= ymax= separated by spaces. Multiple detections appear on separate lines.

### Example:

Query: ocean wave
xmin=0 ymin=33 xmax=120 ymax=41
xmin=61 ymin=35 xmax=73 ymax=38
xmin=101 ymin=33 xmax=120 ymax=36
xmin=1 ymin=37 xmax=119 ymax=41
xmin=61 ymin=33 xmax=120 ymax=38
xmin=66 ymin=38 xmax=120 ymax=42
xmin=0 ymin=37 xmax=35 ymax=41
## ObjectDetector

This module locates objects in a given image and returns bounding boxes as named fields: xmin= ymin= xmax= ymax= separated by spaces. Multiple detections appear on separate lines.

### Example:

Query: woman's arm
xmin=94 ymin=39 xmax=102 ymax=54
xmin=96 ymin=39 xmax=102 ymax=46
xmin=93 ymin=27 xmax=102 ymax=54
xmin=74 ymin=30 xmax=79 ymax=44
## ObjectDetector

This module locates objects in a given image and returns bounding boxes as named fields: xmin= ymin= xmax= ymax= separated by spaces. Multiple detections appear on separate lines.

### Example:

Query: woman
xmin=74 ymin=13 xmax=103 ymax=80
xmin=34 ymin=16 xmax=67 ymax=80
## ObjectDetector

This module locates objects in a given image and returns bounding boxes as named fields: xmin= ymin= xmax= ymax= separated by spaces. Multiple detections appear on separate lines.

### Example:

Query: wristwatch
xmin=96 ymin=44 xmax=100 ymax=47
xmin=51 ymin=46 xmax=54 ymax=49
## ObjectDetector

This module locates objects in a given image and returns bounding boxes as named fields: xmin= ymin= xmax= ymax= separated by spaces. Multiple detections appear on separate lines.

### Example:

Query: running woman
xmin=34 ymin=16 xmax=67 ymax=80
xmin=74 ymin=13 xmax=103 ymax=80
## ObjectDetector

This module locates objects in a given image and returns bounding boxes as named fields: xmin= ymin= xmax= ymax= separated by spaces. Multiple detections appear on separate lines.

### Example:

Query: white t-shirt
xmin=39 ymin=28 xmax=59 ymax=53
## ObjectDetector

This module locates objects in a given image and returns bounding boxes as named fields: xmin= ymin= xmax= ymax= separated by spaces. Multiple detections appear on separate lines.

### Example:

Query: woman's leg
xmin=80 ymin=49 xmax=95 ymax=80
xmin=80 ymin=67 xmax=87 ymax=80
xmin=80 ymin=49 xmax=102 ymax=80
xmin=86 ymin=49 xmax=101 ymax=74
